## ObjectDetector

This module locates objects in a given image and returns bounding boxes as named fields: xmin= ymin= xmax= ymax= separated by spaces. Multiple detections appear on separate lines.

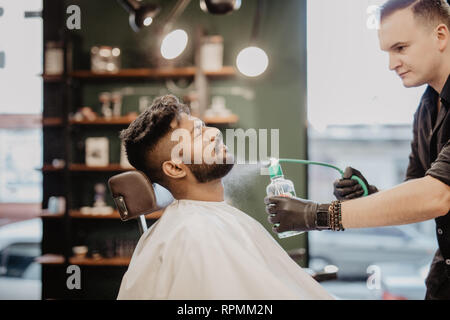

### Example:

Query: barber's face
xmin=378 ymin=8 xmax=441 ymax=88
xmin=172 ymin=113 xmax=234 ymax=183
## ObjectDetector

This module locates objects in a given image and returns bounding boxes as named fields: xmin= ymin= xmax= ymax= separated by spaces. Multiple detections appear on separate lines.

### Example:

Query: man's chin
xmin=402 ymin=81 xmax=417 ymax=88
xmin=401 ymin=77 xmax=425 ymax=88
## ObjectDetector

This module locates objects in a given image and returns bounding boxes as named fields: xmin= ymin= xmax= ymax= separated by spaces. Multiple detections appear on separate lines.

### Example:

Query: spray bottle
xmin=265 ymin=158 xmax=369 ymax=239
xmin=266 ymin=159 xmax=304 ymax=239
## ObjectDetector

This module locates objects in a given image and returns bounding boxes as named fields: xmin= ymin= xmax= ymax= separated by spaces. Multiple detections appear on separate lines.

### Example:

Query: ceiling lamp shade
xmin=200 ymin=0 xmax=241 ymax=15
xmin=117 ymin=0 xmax=161 ymax=32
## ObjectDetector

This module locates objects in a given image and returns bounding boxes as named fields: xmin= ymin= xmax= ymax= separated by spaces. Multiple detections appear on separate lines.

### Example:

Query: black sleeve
xmin=405 ymin=110 xmax=426 ymax=181
xmin=426 ymin=140 xmax=450 ymax=186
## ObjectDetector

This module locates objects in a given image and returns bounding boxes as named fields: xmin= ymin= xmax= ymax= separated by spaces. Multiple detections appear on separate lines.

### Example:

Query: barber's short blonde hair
xmin=381 ymin=0 xmax=450 ymax=30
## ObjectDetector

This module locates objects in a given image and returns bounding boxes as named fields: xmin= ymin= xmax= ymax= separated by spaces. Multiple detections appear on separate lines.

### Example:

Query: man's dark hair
xmin=380 ymin=0 xmax=450 ymax=30
xmin=119 ymin=94 xmax=190 ymax=185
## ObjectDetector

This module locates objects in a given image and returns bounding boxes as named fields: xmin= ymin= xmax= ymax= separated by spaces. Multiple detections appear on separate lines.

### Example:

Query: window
xmin=0 ymin=0 xmax=43 ymax=208
xmin=307 ymin=0 xmax=425 ymax=131
xmin=307 ymin=0 xmax=438 ymax=300
xmin=0 ymin=128 xmax=42 ymax=202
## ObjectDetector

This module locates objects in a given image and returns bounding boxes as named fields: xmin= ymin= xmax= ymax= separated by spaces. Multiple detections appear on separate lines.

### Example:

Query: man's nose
xmin=389 ymin=53 xmax=401 ymax=71
xmin=204 ymin=127 xmax=222 ymax=142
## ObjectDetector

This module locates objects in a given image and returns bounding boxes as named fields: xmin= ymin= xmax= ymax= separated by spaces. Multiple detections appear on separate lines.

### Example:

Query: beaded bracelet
xmin=329 ymin=200 xmax=345 ymax=231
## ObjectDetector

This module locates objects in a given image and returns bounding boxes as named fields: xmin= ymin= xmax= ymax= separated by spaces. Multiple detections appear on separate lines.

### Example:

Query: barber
xmin=265 ymin=0 xmax=450 ymax=299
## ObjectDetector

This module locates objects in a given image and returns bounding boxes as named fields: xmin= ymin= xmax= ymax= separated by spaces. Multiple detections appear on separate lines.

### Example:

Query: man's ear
xmin=162 ymin=160 xmax=187 ymax=180
xmin=436 ymin=23 xmax=449 ymax=51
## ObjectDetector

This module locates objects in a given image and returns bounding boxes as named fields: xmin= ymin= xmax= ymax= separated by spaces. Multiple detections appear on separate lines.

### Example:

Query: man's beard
xmin=186 ymin=162 xmax=234 ymax=183
xmin=186 ymin=136 xmax=235 ymax=183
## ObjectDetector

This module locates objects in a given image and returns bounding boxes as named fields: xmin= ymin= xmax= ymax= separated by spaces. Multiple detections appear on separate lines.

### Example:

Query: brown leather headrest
xmin=108 ymin=170 xmax=174 ymax=221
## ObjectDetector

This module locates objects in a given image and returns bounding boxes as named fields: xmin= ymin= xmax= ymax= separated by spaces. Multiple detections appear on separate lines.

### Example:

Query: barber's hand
xmin=264 ymin=196 xmax=321 ymax=233
xmin=333 ymin=167 xmax=378 ymax=200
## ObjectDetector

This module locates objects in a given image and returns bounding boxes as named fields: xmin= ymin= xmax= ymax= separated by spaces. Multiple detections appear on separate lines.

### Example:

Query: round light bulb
xmin=236 ymin=46 xmax=269 ymax=77
xmin=143 ymin=17 xmax=153 ymax=27
xmin=161 ymin=29 xmax=188 ymax=60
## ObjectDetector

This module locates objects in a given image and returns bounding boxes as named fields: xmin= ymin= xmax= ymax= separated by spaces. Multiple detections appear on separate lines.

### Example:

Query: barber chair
xmin=108 ymin=171 xmax=174 ymax=233
xmin=108 ymin=170 xmax=338 ymax=283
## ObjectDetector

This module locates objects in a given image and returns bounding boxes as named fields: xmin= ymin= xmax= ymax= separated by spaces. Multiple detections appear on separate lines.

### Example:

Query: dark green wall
xmin=65 ymin=0 xmax=308 ymax=255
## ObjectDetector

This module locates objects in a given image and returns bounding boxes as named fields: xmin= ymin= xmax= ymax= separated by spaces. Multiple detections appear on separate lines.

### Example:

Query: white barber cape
xmin=117 ymin=199 xmax=333 ymax=300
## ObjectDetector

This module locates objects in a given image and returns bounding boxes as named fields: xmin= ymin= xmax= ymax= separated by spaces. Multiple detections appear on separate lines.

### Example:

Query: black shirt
xmin=405 ymin=74 xmax=450 ymax=281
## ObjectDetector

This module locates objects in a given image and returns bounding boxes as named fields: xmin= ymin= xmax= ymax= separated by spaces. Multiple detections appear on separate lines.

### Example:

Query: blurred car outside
xmin=309 ymin=224 xmax=437 ymax=279
xmin=0 ymin=218 xmax=42 ymax=300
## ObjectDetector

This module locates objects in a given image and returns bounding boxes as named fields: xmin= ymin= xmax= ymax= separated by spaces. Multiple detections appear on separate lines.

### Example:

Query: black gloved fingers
xmin=334 ymin=178 xmax=358 ymax=188
xmin=267 ymin=213 xmax=280 ymax=225
xmin=272 ymin=224 xmax=280 ymax=233
xmin=344 ymin=189 xmax=364 ymax=200
xmin=342 ymin=167 xmax=355 ymax=179
xmin=265 ymin=203 xmax=279 ymax=215
xmin=334 ymin=183 xmax=363 ymax=200
xmin=343 ymin=166 xmax=370 ymax=187
xmin=368 ymin=185 xmax=379 ymax=194
xmin=273 ymin=222 xmax=290 ymax=234
xmin=264 ymin=196 xmax=284 ymax=205
xmin=334 ymin=186 xmax=361 ymax=199
xmin=336 ymin=183 xmax=362 ymax=196
xmin=265 ymin=196 xmax=298 ymax=213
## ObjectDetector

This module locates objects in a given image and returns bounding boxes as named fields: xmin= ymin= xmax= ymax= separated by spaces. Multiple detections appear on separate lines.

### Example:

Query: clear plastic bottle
xmin=266 ymin=162 xmax=304 ymax=239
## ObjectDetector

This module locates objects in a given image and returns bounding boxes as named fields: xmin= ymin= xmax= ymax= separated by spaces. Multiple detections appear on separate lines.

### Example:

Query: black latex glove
xmin=264 ymin=196 xmax=327 ymax=233
xmin=333 ymin=167 xmax=378 ymax=200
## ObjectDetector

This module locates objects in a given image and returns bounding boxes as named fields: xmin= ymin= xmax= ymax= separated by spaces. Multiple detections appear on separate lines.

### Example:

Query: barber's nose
xmin=389 ymin=53 xmax=401 ymax=71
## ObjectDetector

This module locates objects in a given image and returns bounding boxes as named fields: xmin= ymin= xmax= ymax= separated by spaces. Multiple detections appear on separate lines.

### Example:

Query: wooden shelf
xmin=35 ymin=254 xmax=65 ymax=265
xmin=69 ymin=114 xmax=238 ymax=126
xmin=69 ymin=66 xmax=236 ymax=80
xmin=40 ymin=210 xmax=64 ymax=218
xmin=40 ymin=164 xmax=64 ymax=172
xmin=42 ymin=117 xmax=64 ymax=126
xmin=40 ymin=164 xmax=134 ymax=172
xmin=69 ymin=115 xmax=138 ymax=125
xmin=38 ymin=209 xmax=164 ymax=220
xmin=203 ymin=114 xmax=239 ymax=124
xmin=69 ymin=256 xmax=131 ymax=266
xmin=69 ymin=209 xmax=163 ymax=220
xmin=42 ymin=74 xmax=65 ymax=82
xmin=69 ymin=209 xmax=121 ymax=219
xmin=69 ymin=164 xmax=134 ymax=172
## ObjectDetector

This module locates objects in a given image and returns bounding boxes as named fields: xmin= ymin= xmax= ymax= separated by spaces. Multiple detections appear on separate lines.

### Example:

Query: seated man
xmin=117 ymin=94 xmax=332 ymax=300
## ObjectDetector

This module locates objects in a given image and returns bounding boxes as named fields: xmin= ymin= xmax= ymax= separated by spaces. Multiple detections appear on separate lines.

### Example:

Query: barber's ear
xmin=436 ymin=24 xmax=449 ymax=51
xmin=162 ymin=160 xmax=187 ymax=180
